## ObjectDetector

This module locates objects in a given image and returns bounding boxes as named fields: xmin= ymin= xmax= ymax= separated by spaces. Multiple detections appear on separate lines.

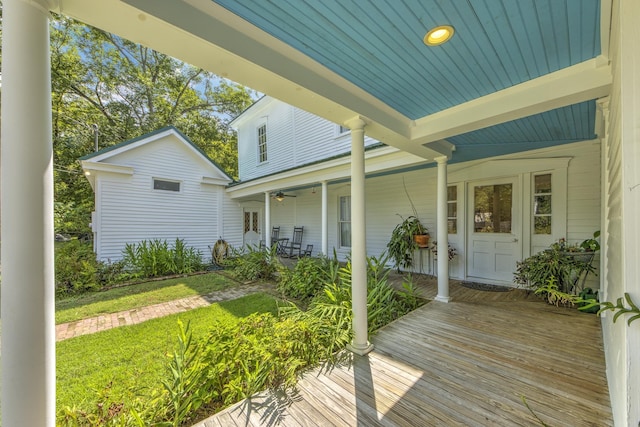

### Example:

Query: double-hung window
xmin=257 ymin=124 xmax=267 ymax=163
xmin=338 ymin=196 xmax=351 ymax=248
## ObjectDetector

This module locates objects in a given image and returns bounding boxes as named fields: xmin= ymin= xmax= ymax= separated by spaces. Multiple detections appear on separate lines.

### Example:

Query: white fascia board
xmin=81 ymin=160 xmax=134 ymax=176
xmin=229 ymin=96 xmax=275 ymax=129
xmin=411 ymin=58 xmax=612 ymax=144
xmin=201 ymin=176 xmax=231 ymax=185
xmin=87 ymin=128 xmax=174 ymax=163
xmin=226 ymin=146 xmax=425 ymax=199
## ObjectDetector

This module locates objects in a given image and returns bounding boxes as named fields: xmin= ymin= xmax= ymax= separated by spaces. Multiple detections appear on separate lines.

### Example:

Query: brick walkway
xmin=56 ymin=282 xmax=274 ymax=341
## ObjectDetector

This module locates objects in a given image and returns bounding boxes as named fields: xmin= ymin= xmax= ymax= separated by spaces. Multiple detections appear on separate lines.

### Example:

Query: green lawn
xmin=56 ymin=292 xmax=279 ymax=416
xmin=55 ymin=272 xmax=233 ymax=324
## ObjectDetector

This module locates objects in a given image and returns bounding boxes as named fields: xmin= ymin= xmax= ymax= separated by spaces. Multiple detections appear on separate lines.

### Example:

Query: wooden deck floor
xmin=195 ymin=278 xmax=612 ymax=426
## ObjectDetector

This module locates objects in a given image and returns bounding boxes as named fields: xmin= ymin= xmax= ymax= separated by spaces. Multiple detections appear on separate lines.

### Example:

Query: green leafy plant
xmin=387 ymin=215 xmax=429 ymax=271
xmin=57 ymin=382 xmax=148 ymax=427
xmin=533 ymin=277 xmax=575 ymax=307
xmin=159 ymin=320 xmax=210 ymax=427
xmin=578 ymin=293 xmax=640 ymax=325
xmin=122 ymin=238 xmax=204 ymax=279
xmin=579 ymin=230 xmax=601 ymax=252
xmin=277 ymin=256 xmax=326 ymax=303
xmin=281 ymin=253 xmax=425 ymax=359
xmin=430 ymin=241 xmax=457 ymax=261
xmin=55 ymin=240 xmax=102 ymax=296
xmin=514 ymin=237 xmax=597 ymax=295
xmin=225 ymin=243 xmax=280 ymax=281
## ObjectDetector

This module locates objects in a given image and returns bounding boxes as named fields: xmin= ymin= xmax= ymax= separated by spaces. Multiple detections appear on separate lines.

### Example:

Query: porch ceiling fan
xmin=273 ymin=191 xmax=296 ymax=202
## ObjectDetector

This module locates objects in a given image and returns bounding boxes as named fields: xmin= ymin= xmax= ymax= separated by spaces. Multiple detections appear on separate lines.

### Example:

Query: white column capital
xmin=434 ymin=155 xmax=449 ymax=164
xmin=345 ymin=116 xmax=367 ymax=131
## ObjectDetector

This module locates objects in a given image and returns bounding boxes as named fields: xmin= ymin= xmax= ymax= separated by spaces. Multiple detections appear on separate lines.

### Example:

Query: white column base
xmin=347 ymin=342 xmax=374 ymax=356
xmin=435 ymin=295 xmax=451 ymax=303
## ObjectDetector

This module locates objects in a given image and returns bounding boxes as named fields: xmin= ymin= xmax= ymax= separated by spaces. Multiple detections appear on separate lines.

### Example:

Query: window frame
xmin=338 ymin=195 xmax=351 ymax=248
xmin=447 ymin=185 xmax=458 ymax=234
xmin=152 ymin=178 xmax=181 ymax=192
xmin=257 ymin=122 xmax=268 ymax=164
xmin=336 ymin=124 xmax=350 ymax=136
xmin=532 ymin=173 xmax=552 ymax=235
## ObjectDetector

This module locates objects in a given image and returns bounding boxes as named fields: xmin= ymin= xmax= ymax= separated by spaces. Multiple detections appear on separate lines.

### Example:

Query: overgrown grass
xmin=55 ymin=272 xmax=233 ymax=324
xmin=56 ymin=293 xmax=278 ymax=420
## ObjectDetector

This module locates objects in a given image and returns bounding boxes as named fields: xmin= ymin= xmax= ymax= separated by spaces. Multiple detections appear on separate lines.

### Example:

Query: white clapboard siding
xmin=237 ymin=97 xmax=378 ymax=181
xmin=94 ymin=134 xmax=233 ymax=262
xmin=601 ymin=5 xmax=632 ymax=424
xmin=269 ymin=139 xmax=601 ymax=282
xmin=221 ymin=196 xmax=244 ymax=251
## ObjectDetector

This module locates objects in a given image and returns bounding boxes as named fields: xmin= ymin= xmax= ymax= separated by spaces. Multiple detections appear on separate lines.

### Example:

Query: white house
xmin=79 ymin=126 xmax=243 ymax=262
xmin=229 ymin=96 xmax=601 ymax=286
xmin=3 ymin=1 xmax=639 ymax=425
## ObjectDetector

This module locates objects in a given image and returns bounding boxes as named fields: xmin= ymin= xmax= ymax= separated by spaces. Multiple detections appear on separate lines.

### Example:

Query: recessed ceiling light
xmin=424 ymin=25 xmax=455 ymax=46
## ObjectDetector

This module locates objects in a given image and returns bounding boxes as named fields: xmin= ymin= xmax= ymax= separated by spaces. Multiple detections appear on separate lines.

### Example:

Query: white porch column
xmin=264 ymin=191 xmax=271 ymax=247
xmin=2 ymin=0 xmax=56 ymax=425
xmin=321 ymin=180 xmax=328 ymax=255
xmin=345 ymin=118 xmax=373 ymax=355
xmin=435 ymin=156 xmax=450 ymax=302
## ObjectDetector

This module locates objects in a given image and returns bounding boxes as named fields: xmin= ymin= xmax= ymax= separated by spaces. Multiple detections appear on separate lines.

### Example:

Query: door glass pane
xmin=244 ymin=212 xmax=250 ymax=233
xmin=252 ymin=212 xmax=259 ymax=232
xmin=474 ymin=184 xmax=512 ymax=233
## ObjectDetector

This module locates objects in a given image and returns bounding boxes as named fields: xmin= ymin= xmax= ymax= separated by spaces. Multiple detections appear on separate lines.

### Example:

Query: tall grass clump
xmin=123 ymin=238 xmax=205 ymax=279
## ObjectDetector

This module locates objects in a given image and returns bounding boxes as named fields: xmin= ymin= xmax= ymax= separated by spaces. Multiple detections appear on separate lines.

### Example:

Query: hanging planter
xmin=387 ymin=215 xmax=429 ymax=271
xmin=414 ymin=234 xmax=430 ymax=248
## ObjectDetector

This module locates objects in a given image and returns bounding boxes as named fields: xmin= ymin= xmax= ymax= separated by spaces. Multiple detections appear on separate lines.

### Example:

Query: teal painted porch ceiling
xmin=211 ymin=0 xmax=601 ymax=120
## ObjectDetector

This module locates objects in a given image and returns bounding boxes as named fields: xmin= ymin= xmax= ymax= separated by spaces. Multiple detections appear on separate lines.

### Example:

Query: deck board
xmin=194 ymin=278 xmax=612 ymax=426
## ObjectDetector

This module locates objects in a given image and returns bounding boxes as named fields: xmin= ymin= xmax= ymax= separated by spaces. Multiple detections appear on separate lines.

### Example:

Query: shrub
xmin=225 ymin=244 xmax=280 ymax=281
xmin=514 ymin=238 xmax=597 ymax=295
xmin=122 ymin=238 xmax=205 ymax=279
xmin=55 ymin=240 xmax=101 ymax=296
xmin=277 ymin=256 xmax=326 ymax=303
xmin=95 ymin=259 xmax=135 ymax=287
xmin=146 ymin=315 xmax=329 ymax=426
xmin=281 ymin=253 xmax=425 ymax=358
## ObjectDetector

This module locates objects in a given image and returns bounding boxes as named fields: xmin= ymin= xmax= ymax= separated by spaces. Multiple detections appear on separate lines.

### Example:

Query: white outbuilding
xmin=80 ymin=126 xmax=242 ymax=262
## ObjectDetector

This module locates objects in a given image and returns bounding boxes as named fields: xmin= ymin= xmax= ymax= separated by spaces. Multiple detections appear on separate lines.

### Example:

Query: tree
xmin=48 ymin=15 xmax=255 ymax=235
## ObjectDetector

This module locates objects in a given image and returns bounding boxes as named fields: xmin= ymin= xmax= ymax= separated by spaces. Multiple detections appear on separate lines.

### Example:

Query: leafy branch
xmin=579 ymin=293 xmax=640 ymax=326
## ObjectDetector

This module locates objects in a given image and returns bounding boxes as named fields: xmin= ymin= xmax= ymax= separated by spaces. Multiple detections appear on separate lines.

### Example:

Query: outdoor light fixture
xmin=423 ymin=25 xmax=455 ymax=46
xmin=275 ymin=191 xmax=285 ymax=202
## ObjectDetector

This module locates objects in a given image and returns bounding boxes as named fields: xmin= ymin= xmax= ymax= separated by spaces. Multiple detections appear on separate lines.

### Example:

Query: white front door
xmin=467 ymin=177 xmax=521 ymax=283
xmin=243 ymin=209 xmax=262 ymax=247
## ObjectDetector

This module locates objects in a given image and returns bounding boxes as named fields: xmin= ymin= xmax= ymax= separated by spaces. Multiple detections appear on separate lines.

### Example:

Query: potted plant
xmin=514 ymin=233 xmax=599 ymax=296
xmin=387 ymin=214 xmax=429 ymax=272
